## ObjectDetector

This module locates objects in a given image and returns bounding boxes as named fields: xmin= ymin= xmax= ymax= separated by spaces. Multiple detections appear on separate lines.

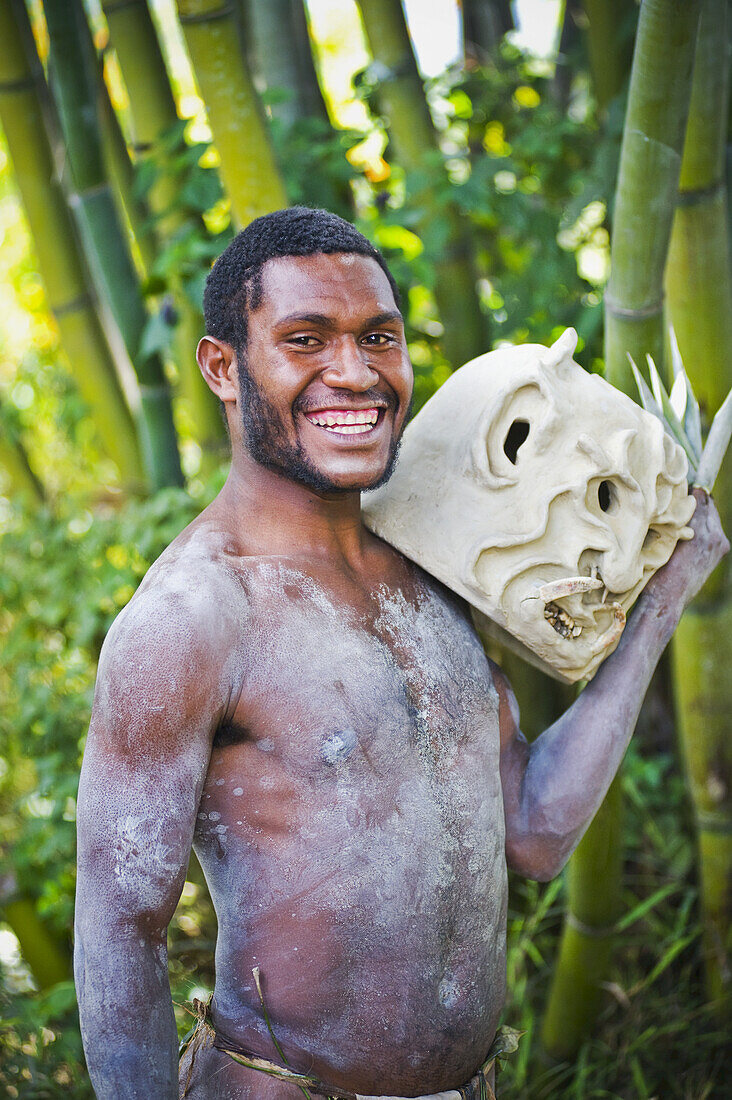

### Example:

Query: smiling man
xmin=74 ymin=208 xmax=728 ymax=1100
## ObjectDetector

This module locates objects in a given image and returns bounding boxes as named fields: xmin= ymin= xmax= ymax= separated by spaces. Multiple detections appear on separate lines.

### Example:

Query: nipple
xmin=320 ymin=728 xmax=357 ymax=765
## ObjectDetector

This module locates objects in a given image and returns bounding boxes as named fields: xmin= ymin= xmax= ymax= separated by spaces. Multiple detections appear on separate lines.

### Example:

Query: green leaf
xmin=628 ymin=354 xmax=663 ymax=419
xmin=138 ymin=310 xmax=176 ymax=362
xmin=615 ymin=882 xmax=679 ymax=932
xmin=645 ymin=355 xmax=700 ymax=471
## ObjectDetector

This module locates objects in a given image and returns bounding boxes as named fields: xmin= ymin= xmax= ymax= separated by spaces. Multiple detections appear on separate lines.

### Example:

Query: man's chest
xmin=216 ymin=560 xmax=501 ymax=786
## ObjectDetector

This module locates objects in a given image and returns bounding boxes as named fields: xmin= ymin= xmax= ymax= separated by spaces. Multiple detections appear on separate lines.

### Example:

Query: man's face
xmin=236 ymin=252 xmax=413 ymax=494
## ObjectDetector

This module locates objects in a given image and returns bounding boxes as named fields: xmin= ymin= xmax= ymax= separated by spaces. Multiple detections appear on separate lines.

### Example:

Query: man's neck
xmin=214 ymin=451 xmax=369 ymax=569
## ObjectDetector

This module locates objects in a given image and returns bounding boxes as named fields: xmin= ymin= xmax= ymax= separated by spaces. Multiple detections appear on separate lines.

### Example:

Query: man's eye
xmin=288 ymin=335 xmax=320 ymax=347
xmin=362 ymin=332 xmax=394 ymax=346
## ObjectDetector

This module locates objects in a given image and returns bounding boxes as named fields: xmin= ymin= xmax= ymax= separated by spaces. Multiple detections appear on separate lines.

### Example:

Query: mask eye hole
xmin=598 ymin=479 xmax=617 ymax=513
xmin=503 ymin=419 xmax=530 ymax=464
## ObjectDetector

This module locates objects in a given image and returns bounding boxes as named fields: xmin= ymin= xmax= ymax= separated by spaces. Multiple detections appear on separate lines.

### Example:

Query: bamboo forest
xmin=0 ymin=0 xmax=730 ymax=1096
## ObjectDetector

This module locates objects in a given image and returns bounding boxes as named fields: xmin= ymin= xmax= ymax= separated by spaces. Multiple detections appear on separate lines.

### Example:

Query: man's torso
xmin=146 ymin=521 xmax=508 ymax=1096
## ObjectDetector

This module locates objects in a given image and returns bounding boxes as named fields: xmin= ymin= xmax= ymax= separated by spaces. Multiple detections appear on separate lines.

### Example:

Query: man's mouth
xmin=302 ymin=407 xmax=382 ymax=436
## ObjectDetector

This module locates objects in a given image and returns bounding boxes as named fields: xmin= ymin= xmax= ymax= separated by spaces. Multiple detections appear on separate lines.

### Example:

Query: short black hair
xmin=203 ymin=206 xmax=400 ymax=355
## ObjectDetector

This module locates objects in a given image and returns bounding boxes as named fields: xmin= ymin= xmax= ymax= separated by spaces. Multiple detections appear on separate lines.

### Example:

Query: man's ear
xmin=197 ymin=336 xmax=239 ymax=402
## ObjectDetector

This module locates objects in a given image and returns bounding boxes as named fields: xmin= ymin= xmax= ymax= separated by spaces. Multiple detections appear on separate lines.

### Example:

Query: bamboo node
xmin=102 ymin=0 xmax=147 ymax=14
xmin=603 ymin=294 xmax=664 ymax=320
xmin=676 ymin=179 xmax=725 ymax=207
xmin=178 ymin=4 xmax=236 ymax=25
xmin=0 ymin=75 xmax=36 ymax=95
xmin=566 ymin=911 xmax=617 ymax=938
xmin=54 ymin=292 xmax=93 ymax=319
xmin=696 ymin=811 xmax=732 ymax=835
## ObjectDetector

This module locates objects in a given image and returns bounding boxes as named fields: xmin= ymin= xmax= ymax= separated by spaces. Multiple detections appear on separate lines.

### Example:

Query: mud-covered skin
xmin=187 ymin=545 xmax=506 ymax=1097
xmin=76 ymin=518 xmax=507 ymax=1100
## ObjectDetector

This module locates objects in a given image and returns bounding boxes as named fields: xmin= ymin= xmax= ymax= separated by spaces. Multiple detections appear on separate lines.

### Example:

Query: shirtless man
xmin=74 ymin=207 xmax=728 ymax=1100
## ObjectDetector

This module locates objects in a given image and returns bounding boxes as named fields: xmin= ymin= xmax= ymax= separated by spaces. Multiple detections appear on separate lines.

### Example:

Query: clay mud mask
xmin=363 ymin=329 xmax=695 ymax=683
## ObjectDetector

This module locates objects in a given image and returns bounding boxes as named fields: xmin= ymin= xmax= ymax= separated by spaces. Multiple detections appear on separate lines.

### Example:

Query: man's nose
xmin=320 ymin=337 xmax=379 ymax=391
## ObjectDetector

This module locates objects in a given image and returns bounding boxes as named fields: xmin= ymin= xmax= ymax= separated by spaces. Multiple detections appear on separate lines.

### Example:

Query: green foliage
xmin=135 ymin=120 xmax=234 ymax=361
xmin=0 ymin=483 xmax=219 ymax=917
xmin=267 ymin=108 xmax=362 ymax=221
xmin=0 ymin=976 xmax=91 ymax=1099
xmin=350 ymin=40 xmax=622 ymax=412
xmin=500 ymin=742 xmax=729 ymax=1097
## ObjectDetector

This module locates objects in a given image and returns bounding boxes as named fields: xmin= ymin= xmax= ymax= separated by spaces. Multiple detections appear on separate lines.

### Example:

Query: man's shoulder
xmin=103 ymin=512 xmax=252 ymax=667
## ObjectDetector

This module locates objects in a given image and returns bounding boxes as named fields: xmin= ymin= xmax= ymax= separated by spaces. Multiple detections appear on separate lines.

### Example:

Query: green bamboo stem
xmin=357 ymin=0 xmax=488 ymax=368
xmin=540 ymin=777 xmax=624 ymax=1058
xmin=0 ymin=0 xmax=144 ymax=488
xmin=1 ymin=895 xmax=71 ymax=990
xmin=175 ymin=0 xmax=288 ymax=228
xmin=672 ymin=607 xmax=732 ymax=1010
xmin=100 ymin=0 xmax=226 ymax=460
xmin=0 ymin=416 xmax=46 ymax=503
xmin=666 ymin=0 xmax=732 ymax=1013
xmin=100 ymin=0 xmax=182 ymax=239
xmin=242 ymin=0 xmax=329 ymax=129
xmin=542 ymin=0 xmax=702 ymax=1058
xmin=604 ymin=0 xmax=701 ymax=394
xmin=98 ymin=57 xmax=158 ymax=278
xmin=44 ymin=0 xmax=183 ymax=490
xmin=461 ymin=0 xmax=514 ymax=62
xmin=580 ymin=0 xmax=636 ymax=111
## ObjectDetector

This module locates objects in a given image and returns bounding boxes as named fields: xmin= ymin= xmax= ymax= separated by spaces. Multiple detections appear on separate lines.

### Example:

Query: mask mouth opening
xmin=539 ymin=570 xmax=623 ymax=642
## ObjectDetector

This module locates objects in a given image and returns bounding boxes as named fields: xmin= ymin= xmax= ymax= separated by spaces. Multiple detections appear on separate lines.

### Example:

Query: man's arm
xmin=498 ymin=489 xmax=729 ymax=881
xmin=74 ymin=579 xmax=237 ymax=1099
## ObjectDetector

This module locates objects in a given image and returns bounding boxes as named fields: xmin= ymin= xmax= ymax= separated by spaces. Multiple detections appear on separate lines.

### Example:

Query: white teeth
xmin=324 ymin=423 xmax=372 ymax=434
xmin=305 ymin=408 xmax=380 ymax=432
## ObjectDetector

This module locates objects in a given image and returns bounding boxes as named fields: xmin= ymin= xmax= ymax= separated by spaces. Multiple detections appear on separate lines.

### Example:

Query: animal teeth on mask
xmin=544 ymin=601 xmax=582 ymax=638
xmin=596 ymin=602 xmax=626 ymax=652
xmin=537 ymin=576 xmax=603 ymax=602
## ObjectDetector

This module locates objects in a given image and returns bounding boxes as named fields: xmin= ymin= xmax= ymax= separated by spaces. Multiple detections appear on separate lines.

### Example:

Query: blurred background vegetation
xmin=0 ymin=0 xmax=730 ymax=1095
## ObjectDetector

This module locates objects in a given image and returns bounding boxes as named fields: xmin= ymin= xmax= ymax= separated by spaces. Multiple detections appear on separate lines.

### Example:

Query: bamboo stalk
xmin=461 ymin=0 xmax=514 ymax=63
xmin=0 ymin=414 xmax=46 ymax=503
xmin=241 ymin=0 xmax=329 ymax=129
xmin=540 ymin=777 xmax=623 ymax=1058
xmin=666 ymin=0 xmax=732 ymax=1013
xmin=44 ymin=0 xmax=183 ymax=490
xmin=1 ymin=895 xmax=71 ymax=990
xmin=100 ymin=0 xmax=226 ymax=460
xmin=604 ymin=0 xmax=701 ymax=394
xmin=0 ymin=0 xmax=144 ymax=488
xmin=100 ymin=0 xmax=181 ymax=239
xmin=175 ymin=0 xmax=288 ymax=228
xmin=580 ymin=0 xmax=636 ymax=111
xmin=542 ymin=0 xmax=702 ymax=1057
xmin=98 ymin=56 xmax=158 ymax=279
xmin=0 ymin=869 xmax=70 ymax=990
xmin=357 ymin=0 xmax=489 ymax=368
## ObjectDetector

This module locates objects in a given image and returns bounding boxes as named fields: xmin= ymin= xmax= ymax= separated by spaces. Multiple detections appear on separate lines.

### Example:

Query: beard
xmin=237 ymin=362 xmax=406 ymax=495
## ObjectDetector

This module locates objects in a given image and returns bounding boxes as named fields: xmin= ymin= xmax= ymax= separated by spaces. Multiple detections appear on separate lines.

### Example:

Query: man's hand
xmin=645 ymin=488 xmax=729 ymax=611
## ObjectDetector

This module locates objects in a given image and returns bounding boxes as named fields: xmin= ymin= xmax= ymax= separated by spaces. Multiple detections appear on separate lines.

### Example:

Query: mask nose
xmin=580 ymin=543 xmax=646 ymax=597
